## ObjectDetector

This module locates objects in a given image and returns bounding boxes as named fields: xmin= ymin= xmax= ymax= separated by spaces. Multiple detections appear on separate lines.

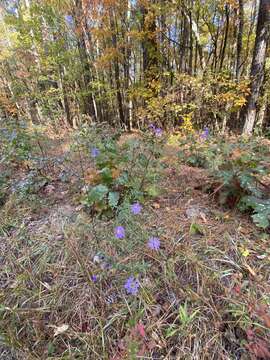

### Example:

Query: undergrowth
xmin=0 ymin=122 xmax=269 ymax=359
xmin=178 ymin=132 xmax=270 ymax=230
xmin=70 ymin=123 xmax=165 ymax=215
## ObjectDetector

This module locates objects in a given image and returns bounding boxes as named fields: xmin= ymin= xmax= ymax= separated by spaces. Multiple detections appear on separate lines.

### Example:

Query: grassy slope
xmin=0 ymin=132 xmax=269 ymax=360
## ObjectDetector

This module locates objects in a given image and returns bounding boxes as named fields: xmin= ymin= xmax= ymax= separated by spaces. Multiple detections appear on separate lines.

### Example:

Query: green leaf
xmin=86 ymin=184 xmax=108 ymax=205
xmin=189 ymin=222 xmax=204 ymax=235
xmin=108 ymin=191 xmax=120 ymax=208
xmin=47 ymin=342 xmax=55 ymax=356
xmin=99 ymin=167 xmax=113 ymax=184
xmin=138 ymin=153 xmax=148 ymax=167
xmin=252 ymin=210 xmax=270 ymax=229
xmin=146 ymin=185 xmax=160 ymax=197
xmin=240 ymin=196 xmax=270 ymax=229
xmin=165 ymin=325 xmax=178 ymax=338
xmin=116 ymin=171 xmax=129 ymax=186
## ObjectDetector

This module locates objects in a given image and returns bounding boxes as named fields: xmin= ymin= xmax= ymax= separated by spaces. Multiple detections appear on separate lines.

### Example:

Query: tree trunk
xmin=243 ymin=0 xmax=257 ymax=76
xmin=188 ymin=10 xmax=193 ymax=75
xmin=59 ymin=66 xmax=72 ymax=126
xmin=212 ymin=10 xmax=220 ymax=72
xmin=242 ymin=0 xmax=270 ymax=134
xmin=257 ymin=95 xmax=267 ymax=129
xmin=110 ymin=10 xmax=127 ymax=129
xmin=219 ymin=5 xmax=230 ymax=71
xmin=235 ymin=0 xmax=244 ymax=80
xmin=140 ymin=1 xmax=159 ymax=79
xmin=180 ymin=12 xmax=188 ymax=72
xmin=74 ymin=0 xmax=96 ymax=120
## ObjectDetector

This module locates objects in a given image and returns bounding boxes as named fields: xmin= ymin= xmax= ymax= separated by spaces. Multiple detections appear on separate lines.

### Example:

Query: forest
xmin=0 ymin=0 xmax=270 ymax=359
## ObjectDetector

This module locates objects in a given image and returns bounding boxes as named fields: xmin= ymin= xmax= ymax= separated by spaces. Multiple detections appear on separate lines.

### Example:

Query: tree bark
xmin=110 ymin=10 xmax=127 ymax=129
xmin=59 ymin=66 xmax=72 ymax=126
xmin=74 ymin=0 xmax=96 ymax=120
xmin=242 ymin=0 xmax=270 ymax=134
xmin=242 ymin=0 xmax=257 ymax=76
xmin=236 ymin=0 xmax=244 ymax=80
xmin=219 ymin=4 xmax=230 ymax=71
xmin=140 ymin=1 xmax=159 ymax=78
xmin=188 ymin=10 xmax=193 ymax=75
xmin=180 ymin=12 xmax=188 ymax=72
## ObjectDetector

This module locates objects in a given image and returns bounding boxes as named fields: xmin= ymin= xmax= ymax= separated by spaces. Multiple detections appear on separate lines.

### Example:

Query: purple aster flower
xmin=91 ymin=275 xmax=98 ymax=282
xmin=154 ymin=127 xmax=163 ymax=137
xmin=149 ymin=123 xmax=156 ymax=130
xmin=201 ymin=127 xmax=209 ymax=140
xmin=148 ymin=237 xmax=160 ymax=250
xmin=114 ymin=226 xmax=125 ymax=239
xmin=124 ymin=276 xmax=140 ymax=295
xmin=131 ymin=202 xmax=142 ymax=215
xmin=91 ymin=147 xmax=100 ymax=158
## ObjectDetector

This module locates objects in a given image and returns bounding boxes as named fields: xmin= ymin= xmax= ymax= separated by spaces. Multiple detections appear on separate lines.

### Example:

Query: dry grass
xmin=0 ymin=132 xmax=269 ymax=360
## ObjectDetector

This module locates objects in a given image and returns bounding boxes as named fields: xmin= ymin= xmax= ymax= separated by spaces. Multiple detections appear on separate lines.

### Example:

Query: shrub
xmin=74 ymin=124 xmax=165 ymax=214
xmin=133 ymin=73 xmax=249 ymax=131
xmin=0 ymin=120 xmax=33 ymax=166
xmin=178 ymin=134 xmax=270 ymax=229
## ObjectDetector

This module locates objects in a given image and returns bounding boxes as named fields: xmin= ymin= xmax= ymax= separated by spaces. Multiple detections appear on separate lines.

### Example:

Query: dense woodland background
xmin=0 ymin=0 xmax=269 ymax=134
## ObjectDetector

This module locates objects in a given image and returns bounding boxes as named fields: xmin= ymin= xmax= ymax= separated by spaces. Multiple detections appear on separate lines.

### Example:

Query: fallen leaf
xmin=200 ymin=211 xmax=207 ymax=223
xmin=244 ymin=264 xmax=256 ymax=277
xmin=84 ymin=169 xmax=101 ymax=184
xmin=112 ymin=168 xmax=121 ymax=179
xmin=256 ymin=305 xmax=270 ymax=328
xmin=246 ymin=328 xmax=255 ymax=341
xmin=262 ymin=314 xmax=270 ymax=328
xmin=53 ymin=324 xmax=69 ymax=336
xmin=136 ymin=322 xmax=145 ymax=338
xmin=186 ymin=206 xmax=201 ymax=219
xmin=233 ymin=284 xmax=241 ymax=294
xmin=231 ymin=149 xmax=243 ymax=160
xmin=246 ymin=340 xmax=270 ymax=359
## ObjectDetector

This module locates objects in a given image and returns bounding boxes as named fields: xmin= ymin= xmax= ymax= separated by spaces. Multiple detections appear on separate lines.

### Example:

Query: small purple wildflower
xmin=114 ymin=226 xmax=125 ymax=239
xmin=154 ymin=127 xmax=163 ymax=137
xmin=148 ymin=237 xmax=160 ymax=251
xmin=91 ymin=275 xmax=98 ymax=282
xmin=131 ymin=202 xmax=142 ymax=215
xmin=149 ymin=123 xmax=156 ymax=130
xmin=124 ymin=276 xmax=140 ymax=295
xmin=201 ymin=127 xmax=209 ymax=140
xmin=91 ymin=147 xmax=100 ymax=158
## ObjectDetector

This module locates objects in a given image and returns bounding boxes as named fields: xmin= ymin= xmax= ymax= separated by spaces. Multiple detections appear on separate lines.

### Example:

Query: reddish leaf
xmin=136 ymin=322 xmax=146 ymax=338
xmin=256 ymin=305 xmax=270 ymax=328
xmin=233 ymin=284 xmax=241 ymax=294
xmin=246 ymin=328 xmax=255 ymax=341
xmin=131 ymin=322 xmax=146 ymax=338
xmin=262 ymin=314 xmax=270 ymax=328
xmin=247 ymin=340 xmax=270 ymax=359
